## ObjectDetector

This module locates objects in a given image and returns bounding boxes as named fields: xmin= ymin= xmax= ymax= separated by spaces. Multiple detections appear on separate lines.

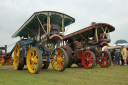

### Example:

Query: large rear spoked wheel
xmin=52 ymin=48 xmax=68 ymax=72
xmin=0 ymin=58 xmax=4 ymax=66
xmin=98 ymin=51 xmax=111 ymax=67
xmin=82 ymin=51 xmax=96 ymax=69
xmin=61 ymin=46 xmax=73 ymax=68
xmin=27 ymin=47 xmax=42 ymax=74
xmin=14 ymin=43 xmax=24 ymax=70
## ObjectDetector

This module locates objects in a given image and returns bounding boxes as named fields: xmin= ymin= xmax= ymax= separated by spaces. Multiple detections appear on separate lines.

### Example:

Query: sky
xmin=0 ymin=0 xmax=128 ymax=52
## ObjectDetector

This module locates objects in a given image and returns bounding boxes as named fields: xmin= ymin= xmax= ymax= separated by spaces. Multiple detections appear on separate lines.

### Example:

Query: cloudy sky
xmin=0 ymin=0 xmax=128 ymax=52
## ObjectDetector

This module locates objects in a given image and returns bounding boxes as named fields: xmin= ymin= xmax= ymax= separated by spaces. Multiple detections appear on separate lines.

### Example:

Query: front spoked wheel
xmin=52 ymin=48 xmax=68 ymax=72
xmin=27 ymin=47 xmax=42 ymax=74
xmin=82 ymin=51 xmax=96 ymax=69
xmin=98 ymin=51 xmax=111 ymax=67
xmin=61 ymin=46 xmax=73 ymax=68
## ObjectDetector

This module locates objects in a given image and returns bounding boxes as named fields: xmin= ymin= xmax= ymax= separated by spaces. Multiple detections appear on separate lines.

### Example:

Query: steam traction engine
xmin=0 ymin=45 xmax=13 ymax=65
xmin=12 ymin=11 xmax=75 ymax=74
xmin=61 ymin=23 xmax=115 ymax=68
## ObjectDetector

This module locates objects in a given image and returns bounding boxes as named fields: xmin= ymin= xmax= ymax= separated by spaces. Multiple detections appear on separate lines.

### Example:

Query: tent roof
xmin=115 ymin=39 xmax=128 ymax=44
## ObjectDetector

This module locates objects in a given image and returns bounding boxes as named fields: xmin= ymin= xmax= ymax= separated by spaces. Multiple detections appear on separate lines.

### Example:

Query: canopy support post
xmin=79 ymin=33 xmax=86 ymax=40
xmin=37 ymin=16 xmax=47 ymax=34
xmin=101 ymin=27 xmax=108 ymax=39
xmin=26 ymin=27 xmax=36 ymax=35
xmin=47 ymin=16 xmax=50 ymax=34
xmin=64 ymin=22 xmax=72 ymax=35
xmin=38 ymin=25 xmax=40 ymax=41
xmin=62 ymin=18 xmax=64 ymax=36
xmin=28 ymin=32 xmax=29 ymax=40
xmin=95 ymin=28 xmax=98 ymax=41
xmin=108 ymin=29 xmax=110 ymax=39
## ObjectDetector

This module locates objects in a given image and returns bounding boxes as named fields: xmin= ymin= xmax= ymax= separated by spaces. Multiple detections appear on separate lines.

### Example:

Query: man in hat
xmin=121 ymin=45 xmax=127 ymax=65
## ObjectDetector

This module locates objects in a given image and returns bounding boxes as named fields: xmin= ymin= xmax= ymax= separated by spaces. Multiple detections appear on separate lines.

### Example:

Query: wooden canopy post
xmin=47 ymin=16 xmax=50 ymax=34
xmin=28 ymin=32 xmax=29 ymax=40
xmin=95 ymin=28 xmax=98 ymax=41
xmin=37 ymin=16 xmax=47 ymax=34
xmin=38 ymin=25 xmax=40 ymax=41
xmin=62 ymin=18 xmax=64 ymax=36
xmin=64 ymin=22 xmax=72 ymax=35
xmin=108 ymin=29 xmax=110 ymax=39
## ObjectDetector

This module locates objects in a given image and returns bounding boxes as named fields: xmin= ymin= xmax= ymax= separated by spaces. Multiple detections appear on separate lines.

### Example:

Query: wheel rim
xmin=61 ymin=46 xmax=69 ymax=59
xmin=0 ymin=58 xmax=4 ymax=66
xmin=14 ymin=43 xmax=19 ymax=69
xmin=52 ymin=48 xmax=65 ymax=71
xmin=6 ymin=58 xmax=13 ymax=65
xmin=98 ymin=51 xmax=111 ymax=67
xmin=82 ymin=51 xmax=95 ymax=69
xmin=61 ymin=46 xmax=73 ymax=68
xmin=27 ymin=48 xmax=40 ymax=73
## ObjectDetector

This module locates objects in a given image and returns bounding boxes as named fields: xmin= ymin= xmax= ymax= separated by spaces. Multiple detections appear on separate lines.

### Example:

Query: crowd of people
xmin=110 ymin=45 xmax=128 ymax=66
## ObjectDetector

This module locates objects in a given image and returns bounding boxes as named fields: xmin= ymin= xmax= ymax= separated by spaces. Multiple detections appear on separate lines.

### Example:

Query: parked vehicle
xmin=12 ymin=11 xmax=75 ymax=74
xmin=61 ymin=22 xmax=115 ymax=68
xmin=0 ymin=45 xmax=13 ymax=65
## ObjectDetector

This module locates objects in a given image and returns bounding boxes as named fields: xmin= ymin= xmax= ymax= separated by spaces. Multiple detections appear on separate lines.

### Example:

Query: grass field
xmin=0 ymin=64 xmax=128 ymax=85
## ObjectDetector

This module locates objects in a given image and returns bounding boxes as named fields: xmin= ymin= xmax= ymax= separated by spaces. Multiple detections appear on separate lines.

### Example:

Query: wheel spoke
xmin=58 ymin=50 xmax=60 ymax=56
xmin=86 ymin=53 xmax=89 ymax=58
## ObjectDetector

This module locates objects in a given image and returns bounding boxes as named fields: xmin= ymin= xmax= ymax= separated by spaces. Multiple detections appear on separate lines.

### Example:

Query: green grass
xmin=0 ymin=64 xmax=128 ymax=85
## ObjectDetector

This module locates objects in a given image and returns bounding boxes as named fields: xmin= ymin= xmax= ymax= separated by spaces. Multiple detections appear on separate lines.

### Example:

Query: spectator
xmin=119 ymin=49 xmax=123 ymax=65
xmin=110 ymin=49 xmax=115 ymax=65
xmin=120 ymin=52 xmax=124 ymax=65
xmin=121 ymin=46 xmax=127 ymax=65
xmin=127 ymin=48 xmax=128 ymax=64
xmin=115 ymin=49 xmax=121 ymax=65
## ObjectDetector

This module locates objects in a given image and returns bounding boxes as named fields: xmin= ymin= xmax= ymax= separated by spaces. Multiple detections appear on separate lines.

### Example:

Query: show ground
xmin=0 ymin=64 xmax=128 ymax=85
